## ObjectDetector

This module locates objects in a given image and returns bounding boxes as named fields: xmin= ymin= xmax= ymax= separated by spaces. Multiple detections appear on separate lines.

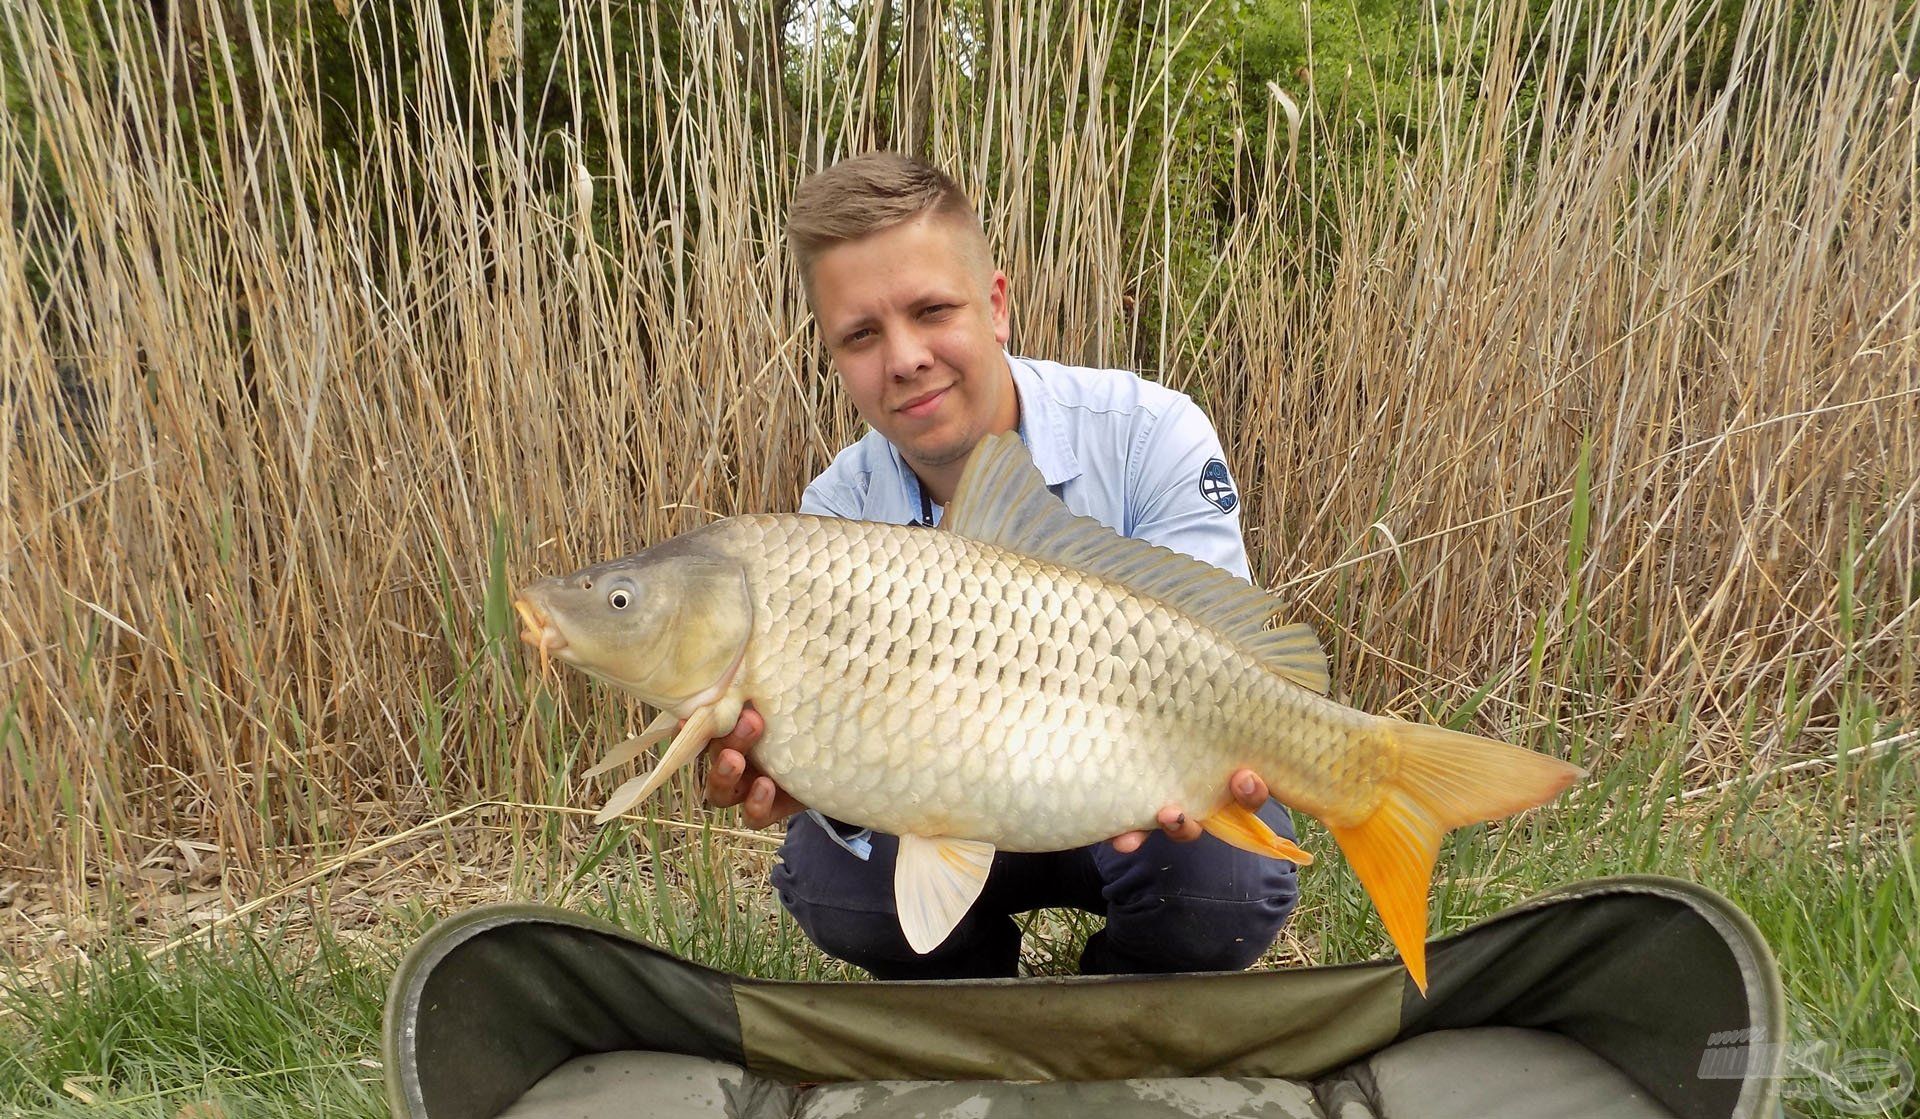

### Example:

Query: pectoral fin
xmin=583 ymin=710 xmax=679 ymax=778
xmin=593 ymin=705 xmax=717 ymax=824
xmin=1200 ymin=801 xmax=1315 ymax=865
xmin=894 ymin=835 xmax=996 ymax=954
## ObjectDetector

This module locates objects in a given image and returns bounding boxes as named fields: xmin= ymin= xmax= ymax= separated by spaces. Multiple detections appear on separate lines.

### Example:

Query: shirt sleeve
xmin=800 ymin=475 xmax=858 ymax=519
xmin=1129 ymin=396 xmax=1253 ymax=582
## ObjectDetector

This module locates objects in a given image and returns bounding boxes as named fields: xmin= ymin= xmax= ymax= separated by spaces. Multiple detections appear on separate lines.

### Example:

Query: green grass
xmin=3 ymin=720 xmax=1913 ymax=1118
xmin=0 ymin=925 xmax=391 ymax=1118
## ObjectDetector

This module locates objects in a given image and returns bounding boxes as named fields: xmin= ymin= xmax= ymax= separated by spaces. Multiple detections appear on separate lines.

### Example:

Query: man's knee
xmin=771 ymin=816 xmax=1021 ymax=978
xmin=1093 ymin=886 xmax=1298 ymax=973
xmin=1087 ymin=802 xmax=1301 ymax=968
xmin=779 ymin=890 xmax=911 ymax=971
xmin=1171 ymin=889 xmax=1297 ymax=970
xmin=771 ymin=816 xmax=903 ymax=969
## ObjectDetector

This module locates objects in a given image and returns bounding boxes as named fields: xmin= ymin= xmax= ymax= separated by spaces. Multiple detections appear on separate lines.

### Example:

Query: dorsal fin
xmin=944 ymin=432 xmax=1329 ymax=694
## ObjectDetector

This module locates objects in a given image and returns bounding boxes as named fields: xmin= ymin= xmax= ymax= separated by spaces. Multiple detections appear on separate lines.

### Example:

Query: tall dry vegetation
xmin=1 ymin=0 xmax=1914 ymax=891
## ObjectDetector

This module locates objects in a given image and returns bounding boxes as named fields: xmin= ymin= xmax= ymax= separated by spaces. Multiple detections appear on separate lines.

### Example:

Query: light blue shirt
xmin=796 ymin=354 xmax=1252 ymax=857
xmin=801 ymin=354 xmax=1251 ymax=579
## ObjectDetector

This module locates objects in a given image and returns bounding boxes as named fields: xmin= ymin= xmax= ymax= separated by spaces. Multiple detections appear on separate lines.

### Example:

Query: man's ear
xmin=988 ymin=270 xmax=1010 ymax=345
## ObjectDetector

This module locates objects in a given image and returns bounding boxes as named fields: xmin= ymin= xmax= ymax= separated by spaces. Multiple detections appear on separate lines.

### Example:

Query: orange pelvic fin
xmin=1329 ymin=721 xmax=1584 ymax=996
xmin=1199 ymin=801 xmax=1314 ymax=865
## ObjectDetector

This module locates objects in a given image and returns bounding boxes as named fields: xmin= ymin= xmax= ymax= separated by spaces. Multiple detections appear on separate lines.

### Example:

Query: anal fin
xmin=894 ymin=835 xmax=996 ymax=954
xmin=1200 ymin=801 xmax=1314 ymax=865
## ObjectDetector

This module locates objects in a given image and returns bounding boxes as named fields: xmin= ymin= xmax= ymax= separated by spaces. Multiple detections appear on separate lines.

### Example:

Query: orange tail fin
xmin=1327 ymin=721 xmax=1583 ymax=995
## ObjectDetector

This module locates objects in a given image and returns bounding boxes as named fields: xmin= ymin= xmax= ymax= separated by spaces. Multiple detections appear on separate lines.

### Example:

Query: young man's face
xmin=808 ymin=215 xmax=1016 ymax=477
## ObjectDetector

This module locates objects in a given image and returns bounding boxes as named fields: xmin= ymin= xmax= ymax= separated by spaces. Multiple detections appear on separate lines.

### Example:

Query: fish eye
xmin=609 ymin=589 xmax=631 ymax=610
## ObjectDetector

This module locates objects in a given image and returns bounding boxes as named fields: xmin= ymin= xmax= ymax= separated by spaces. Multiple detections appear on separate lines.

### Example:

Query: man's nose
xmin=883 ymin=328 xmax=933 ymax=379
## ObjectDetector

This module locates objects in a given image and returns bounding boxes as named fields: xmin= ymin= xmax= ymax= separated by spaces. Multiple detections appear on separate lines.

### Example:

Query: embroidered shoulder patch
xmin=1199 ymin=458 xmax=1239 ymax=513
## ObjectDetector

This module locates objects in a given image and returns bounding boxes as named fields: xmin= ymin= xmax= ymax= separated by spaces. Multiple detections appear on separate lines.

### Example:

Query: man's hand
xmin=699 ymin=703 xmax=805 ymax=829
xmin=1109 ymin=769 xmax=1269 ymax=853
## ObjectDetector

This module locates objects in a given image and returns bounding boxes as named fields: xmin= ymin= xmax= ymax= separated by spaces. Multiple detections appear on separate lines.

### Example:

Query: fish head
xmin=514 ymin=538 xmax=751 ymax=711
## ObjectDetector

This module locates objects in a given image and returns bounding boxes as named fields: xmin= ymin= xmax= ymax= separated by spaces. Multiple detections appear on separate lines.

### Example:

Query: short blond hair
xmin=787 ymin=151 xmax=991 ymax=295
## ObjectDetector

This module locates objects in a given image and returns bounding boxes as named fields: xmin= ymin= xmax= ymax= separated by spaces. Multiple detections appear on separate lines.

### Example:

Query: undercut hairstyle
xmin=787 ymin=151 xmax=992 ymax=297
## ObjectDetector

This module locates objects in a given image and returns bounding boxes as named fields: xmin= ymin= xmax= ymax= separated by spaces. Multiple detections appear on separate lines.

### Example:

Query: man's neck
xmin=913 ymin=466 xmax=962 ymax=512
xmin=912 ymin=360 xmax=1021 ymax=508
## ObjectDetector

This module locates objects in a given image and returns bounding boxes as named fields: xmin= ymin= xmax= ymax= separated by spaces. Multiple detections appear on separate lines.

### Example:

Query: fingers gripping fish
xmin=514 ymin=434 xmax=1583 ymax=993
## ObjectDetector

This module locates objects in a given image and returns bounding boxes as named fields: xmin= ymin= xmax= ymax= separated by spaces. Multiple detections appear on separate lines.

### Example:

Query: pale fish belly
xmin=711 ymin=515 xmax=1373 ymax=850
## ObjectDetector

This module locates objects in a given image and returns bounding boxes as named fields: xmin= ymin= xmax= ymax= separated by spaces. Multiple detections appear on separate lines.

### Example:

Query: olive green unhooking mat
xmin=382 ymin=876 xmax=1786 ymax=1119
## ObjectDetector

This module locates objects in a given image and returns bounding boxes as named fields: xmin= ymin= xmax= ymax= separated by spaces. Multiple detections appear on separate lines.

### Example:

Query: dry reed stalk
xmin=0 ymin=0 xmax=1913 ymax=908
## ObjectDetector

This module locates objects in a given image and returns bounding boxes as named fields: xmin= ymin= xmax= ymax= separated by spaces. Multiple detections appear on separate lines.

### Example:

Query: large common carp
xmin=514 ymin=433 xmax=1581 ymax=991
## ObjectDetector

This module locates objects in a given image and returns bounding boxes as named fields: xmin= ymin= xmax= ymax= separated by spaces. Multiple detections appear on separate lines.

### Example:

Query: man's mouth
xmin=896 ymin=386 xmax=950 ymax=418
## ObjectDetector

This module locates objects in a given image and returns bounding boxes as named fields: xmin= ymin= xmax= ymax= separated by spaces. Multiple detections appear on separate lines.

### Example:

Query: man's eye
xmin=921 ymin=305 xmax=952 ymax=318
xmin=843 ymin=329 xmax=872 ymax=346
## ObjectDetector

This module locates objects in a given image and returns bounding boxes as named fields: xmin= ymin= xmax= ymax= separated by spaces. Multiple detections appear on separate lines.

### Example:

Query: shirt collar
xmin=1006 ymin=354 xmax=1083 ymax=488
xmin=874 ymin=353 xmax=1083 ymax=525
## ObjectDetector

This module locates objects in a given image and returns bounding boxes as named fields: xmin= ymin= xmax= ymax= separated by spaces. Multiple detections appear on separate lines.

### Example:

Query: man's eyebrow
xmin=825 ymin=289 xmax=965 ymax=336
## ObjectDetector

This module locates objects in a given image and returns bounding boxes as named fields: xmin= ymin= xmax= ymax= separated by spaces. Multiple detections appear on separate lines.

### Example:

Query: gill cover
xmin=519 ymin=534 xmax=753 ymax=712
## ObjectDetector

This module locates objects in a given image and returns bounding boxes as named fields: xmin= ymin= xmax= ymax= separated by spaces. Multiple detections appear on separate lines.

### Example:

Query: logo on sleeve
xmin=1199 ymin=459 xmax=1238 ymax=513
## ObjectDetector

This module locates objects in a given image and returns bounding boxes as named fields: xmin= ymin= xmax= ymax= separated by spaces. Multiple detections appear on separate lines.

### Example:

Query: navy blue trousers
xmin=771 ymin=799 xmax=1300 ymax=979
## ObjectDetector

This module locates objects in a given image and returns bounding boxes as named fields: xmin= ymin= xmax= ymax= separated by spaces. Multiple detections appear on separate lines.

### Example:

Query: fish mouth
xmin=513 ymin=595 xmax=567 ymax=676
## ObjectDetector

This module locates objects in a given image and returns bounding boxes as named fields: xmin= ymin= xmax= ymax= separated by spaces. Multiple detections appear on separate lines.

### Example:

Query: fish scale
xmin=514 ymin=432 xmax=1582 ymax=990
xmin=713 ymin=514 xmax=1341 ymax=852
